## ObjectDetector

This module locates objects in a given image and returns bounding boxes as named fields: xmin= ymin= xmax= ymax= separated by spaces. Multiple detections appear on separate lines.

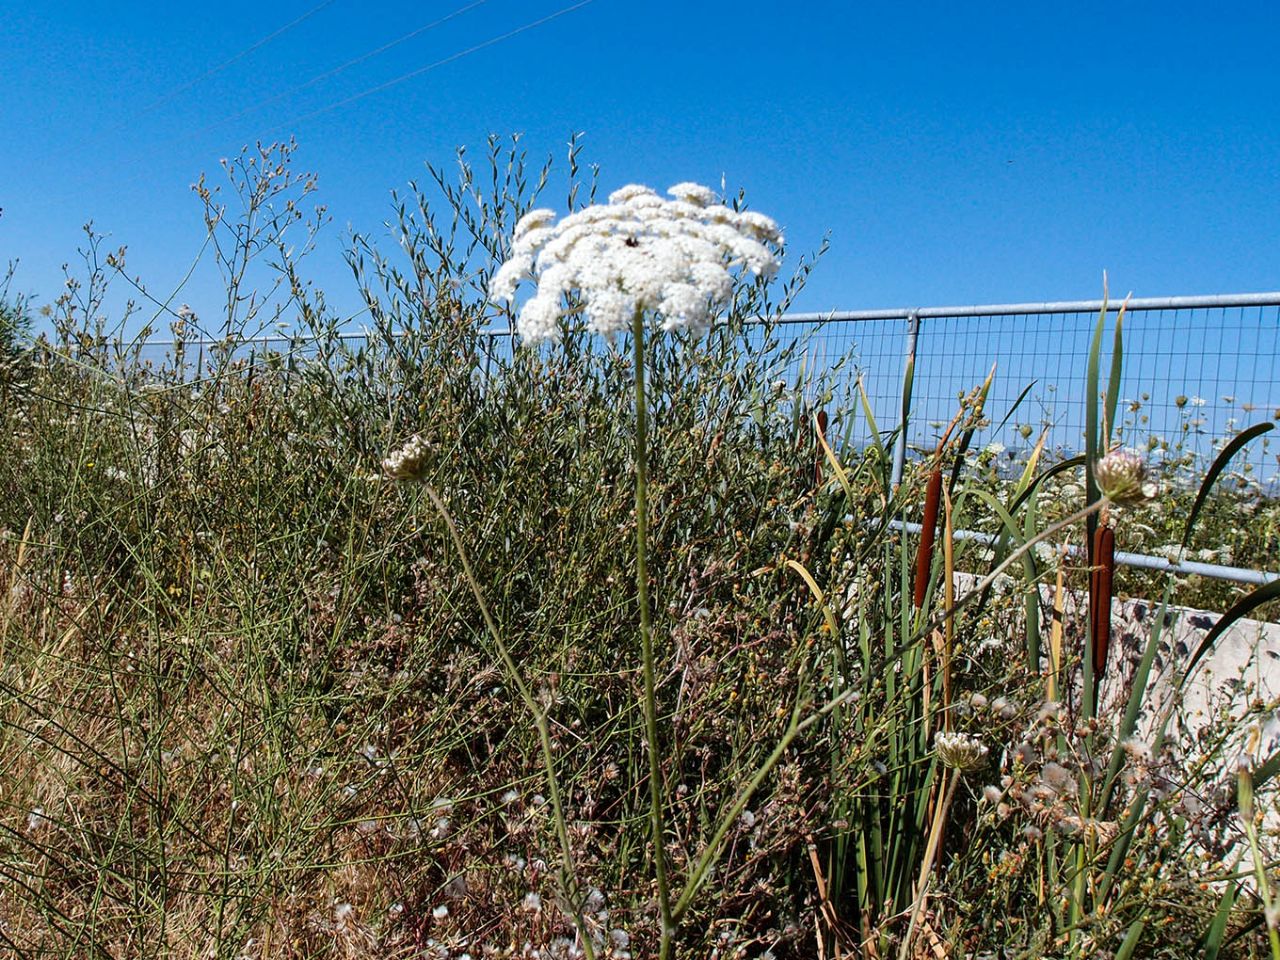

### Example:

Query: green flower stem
xmin=420 ymin=483 xmax=596 ymax=960
xmin=672 ymin=685 xmax=856 ymax=923
xmin=1240 ymin=767 xmax=1280 ymax=960
xmin=632 ymin=309 xmax=674 ymax=958
xmin=898 ymin=769 xmax=960 ymax=960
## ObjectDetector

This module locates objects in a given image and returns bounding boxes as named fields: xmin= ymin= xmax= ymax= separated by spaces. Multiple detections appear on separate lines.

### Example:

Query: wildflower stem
xmin=419 ymin=483 xmax=596 ymax=960
xmin=632 ymin=309 xmax=674 ymax=957
xmin=898 ymin=769 xmax=960 ymax=960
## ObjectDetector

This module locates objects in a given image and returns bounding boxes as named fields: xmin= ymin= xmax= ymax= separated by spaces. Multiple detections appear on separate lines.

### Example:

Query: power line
xmin=269 ymin=0 xmax=600 ymax=131
xmin=202 ymin=0 xmax=490 ymax=133
xmin=137 ymin=0 xmax=342 ymax=116
xmin=50 ymin=0 xmax=599 ymax=212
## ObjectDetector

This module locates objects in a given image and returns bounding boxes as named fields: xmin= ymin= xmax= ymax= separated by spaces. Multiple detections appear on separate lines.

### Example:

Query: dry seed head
xmin=935 ymin=731 xmax=990 ymax=772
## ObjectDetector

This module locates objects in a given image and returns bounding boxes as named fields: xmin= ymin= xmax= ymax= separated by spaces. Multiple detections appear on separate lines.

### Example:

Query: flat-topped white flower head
xmin=489 ymin=183 xmax=784 ymax=343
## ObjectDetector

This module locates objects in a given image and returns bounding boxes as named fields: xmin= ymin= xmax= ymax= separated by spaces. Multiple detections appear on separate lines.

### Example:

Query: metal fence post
xmin=890 ymin=310 xmax=920 ymax=488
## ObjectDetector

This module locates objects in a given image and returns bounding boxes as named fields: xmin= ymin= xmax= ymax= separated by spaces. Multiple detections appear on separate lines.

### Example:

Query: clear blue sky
xmin=2 ymin=0 xmax=1278 ymax=325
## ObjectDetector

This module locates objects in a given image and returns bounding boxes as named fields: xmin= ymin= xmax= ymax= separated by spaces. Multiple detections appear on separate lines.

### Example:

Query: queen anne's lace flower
xmin=489 ymin=183 xmax=784 ymax=342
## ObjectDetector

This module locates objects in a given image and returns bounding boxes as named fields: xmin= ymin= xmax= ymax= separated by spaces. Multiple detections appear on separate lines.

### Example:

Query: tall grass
xmin=1 ymin=137 xmax=1277 ymax=958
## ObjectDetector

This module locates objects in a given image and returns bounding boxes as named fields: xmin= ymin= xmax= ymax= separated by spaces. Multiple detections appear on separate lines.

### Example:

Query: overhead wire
xmin=48 ymin=0 xmax=601 ymax=211
xmin=136 ymin=0 xmax=342 ymax=116
xmin=266 ymin=0 xmax=600 ymax=132
xmin=200 ymin=0 xmax=491 ymax=133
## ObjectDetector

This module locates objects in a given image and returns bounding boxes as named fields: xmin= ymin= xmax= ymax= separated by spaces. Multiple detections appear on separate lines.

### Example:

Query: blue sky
xmin=2 ymin=0 xmax=1278 ymax=326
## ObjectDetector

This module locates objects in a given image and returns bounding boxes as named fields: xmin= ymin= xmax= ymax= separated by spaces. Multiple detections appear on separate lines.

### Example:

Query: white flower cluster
xmin=489 ymin=183 xmax=784 ymax=342
xmin=1094 ymin=447 xmax=1156 ymax=506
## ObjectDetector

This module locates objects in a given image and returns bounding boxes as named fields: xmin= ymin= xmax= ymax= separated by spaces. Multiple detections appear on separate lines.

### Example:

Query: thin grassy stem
xmin=631 ymin=309 xmax=674 ymax=958
xmin=419 ymin=483 xmax=596 ymax=960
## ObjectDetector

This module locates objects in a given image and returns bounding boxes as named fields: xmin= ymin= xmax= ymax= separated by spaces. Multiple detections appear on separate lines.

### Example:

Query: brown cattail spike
xmin=913 ymin=467 xmax=945 ymax=609
xmin=1091 ymin=525 xmax=1116 ymax=679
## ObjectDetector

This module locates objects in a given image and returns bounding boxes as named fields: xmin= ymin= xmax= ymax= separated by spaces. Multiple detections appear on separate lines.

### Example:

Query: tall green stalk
xmin=420 ymin=484 xmax=596 ymax=960
xmin=632 ymin=309 xmax=673 ymax=957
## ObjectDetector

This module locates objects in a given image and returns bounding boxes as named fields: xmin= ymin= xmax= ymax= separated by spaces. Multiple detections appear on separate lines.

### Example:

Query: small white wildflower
xmin=982 ymin=785 xmax=1002 ymax=804
xmin=934 ymin=731 xmax=990 ymax=772
xmin=1033 ymin=541 xmax=1059 ymax=564
xmin=489 ymin=182 xmax=783 ymax=342
xmin=334 ymin=902 xmax=355 ymax=924
xmin=27 ymin=807 xmax=48 ymax=831
xmin=969 ymin=693 xmax=989 ymax=710
xmin=522 ymin=891 xmax=542 ymax=912
xmin=501 ymin=789 xmax=520 ymax=805
xmin=432 ymin=904 xmax=449 ymax=920
xmin=667 ymin=182 xmax=717 ymax=206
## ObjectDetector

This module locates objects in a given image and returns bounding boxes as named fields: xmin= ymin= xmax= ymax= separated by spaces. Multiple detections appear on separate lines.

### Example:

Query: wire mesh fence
xmin=771 ymin=293 xmax=1280 ymax=488
xmin=124 ymin=291 xmax=1280 ymax=487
